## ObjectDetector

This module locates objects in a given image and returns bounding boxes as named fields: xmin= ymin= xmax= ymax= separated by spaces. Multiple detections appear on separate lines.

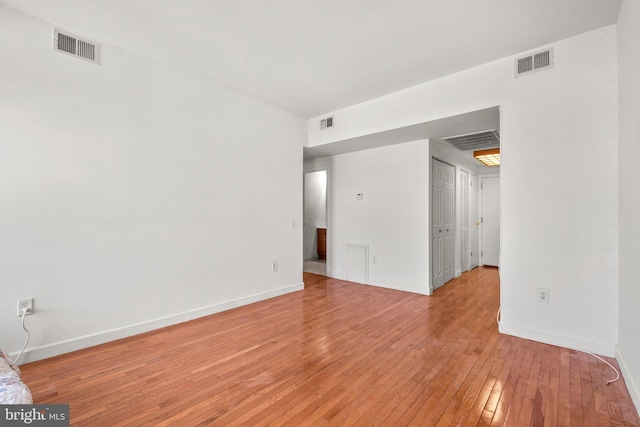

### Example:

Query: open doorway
xmin=303 ymin=107 xmax=501 ymax=291
xmin=429 ymin=111 xmax=501 ymax=291
xmin=303 ymin=170 xmax=327 ymax=276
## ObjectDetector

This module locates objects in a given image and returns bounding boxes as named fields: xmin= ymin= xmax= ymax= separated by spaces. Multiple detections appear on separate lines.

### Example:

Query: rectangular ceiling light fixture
xmin=474 ymin=148 xmax=500 ymax=166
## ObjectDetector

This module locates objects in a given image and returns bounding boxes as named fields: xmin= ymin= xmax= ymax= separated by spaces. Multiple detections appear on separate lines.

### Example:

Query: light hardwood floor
xmin=21 ymin=267 xmax=640 ymax=426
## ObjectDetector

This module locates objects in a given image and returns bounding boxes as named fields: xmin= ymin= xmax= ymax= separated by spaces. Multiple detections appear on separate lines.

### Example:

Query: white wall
xmin=303 ymin=170 xmax=327 ymax=260
xmin=321 ymin=137 xmax=489 ymax=293
xmin=0 ymin=6 xmax=305 ymax=362
xmin=308 ymin=26 xmax=619 ymax=356
xmin=330 ymin=140 xmax=430 ymax=294
xmin=617 ymin=0 xmax=640 ymax=412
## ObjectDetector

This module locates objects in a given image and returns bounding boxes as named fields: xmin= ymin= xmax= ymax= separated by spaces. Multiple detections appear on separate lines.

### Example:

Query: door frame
xmin=303 ymin=157 xmax=331 ymax=276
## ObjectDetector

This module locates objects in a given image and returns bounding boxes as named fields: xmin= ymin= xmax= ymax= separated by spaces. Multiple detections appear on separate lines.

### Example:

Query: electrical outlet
xmin=537 ymin=288 xmax=549 ymax=303
xmin=17 ymin=298 xmax=34 ymax=316
xmin=372 ymin=256 xmax=377 ymax=264
xmin=272 ymin=261 xmax=278 ymax=272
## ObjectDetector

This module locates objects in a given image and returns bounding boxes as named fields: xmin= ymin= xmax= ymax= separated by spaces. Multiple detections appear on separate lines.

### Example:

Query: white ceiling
xmin=0 ymin=0 xmax=622 ymax=118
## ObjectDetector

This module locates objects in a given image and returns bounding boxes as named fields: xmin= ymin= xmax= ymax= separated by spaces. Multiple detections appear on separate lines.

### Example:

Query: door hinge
xmin=481 ymin=182 xmax=483 ymax=189
xmin=481 ymin=217 xmax=483 ymax=223
xmin=481 ymin=251 xmax=483 ymax=258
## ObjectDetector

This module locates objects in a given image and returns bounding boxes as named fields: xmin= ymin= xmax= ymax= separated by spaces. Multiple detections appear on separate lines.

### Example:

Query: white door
xmin=469 ymin=173 xmax=479 ymax=269
xmin=432 ymin=159 xmax=455 ymax=290
xmin=460 ymin=169 xmax=470 ymax=272
xmin=481 ymin=176 xmax=500 ymax=267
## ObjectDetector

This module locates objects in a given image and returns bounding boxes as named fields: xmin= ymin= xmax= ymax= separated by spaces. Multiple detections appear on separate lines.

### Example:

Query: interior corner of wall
xmin=616 ymin=346 xmax=640 ymax=414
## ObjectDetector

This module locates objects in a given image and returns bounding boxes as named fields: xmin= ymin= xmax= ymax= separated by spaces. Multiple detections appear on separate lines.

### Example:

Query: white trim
xmin=616 ymin=346 xmax=640 ymax=415
xmin=499 ymin=322 xmax=615 ymax=357
xmin=11 ymin=282 xmax=304 ymax=364
xmin=364 ymin=279 xmax=430 ymax=296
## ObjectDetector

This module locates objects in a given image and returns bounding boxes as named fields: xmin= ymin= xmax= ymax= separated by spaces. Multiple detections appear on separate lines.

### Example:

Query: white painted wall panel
xmin=330 ymin=140 xmax=430 ymax=295
xmin=0 ymin=5 xmax=305 ymax=362
xmin=617 ymin=0 xmax=640 ymax=413
xmin=345 ymin=244 xmax=368 ymax=284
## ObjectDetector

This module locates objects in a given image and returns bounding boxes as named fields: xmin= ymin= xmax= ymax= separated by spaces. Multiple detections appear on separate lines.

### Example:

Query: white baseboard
xmin=498 ymin=322 xmax=616 ymax=357
xmin=366 ymin=279 xmax=431 ymax=296
xmin=617 ymin=346 xmax=640 ymax=415
xmin=15 ymin=282 xmax=304 ymax=364
xmin=325 ymin=269 xmax=431 ymax=296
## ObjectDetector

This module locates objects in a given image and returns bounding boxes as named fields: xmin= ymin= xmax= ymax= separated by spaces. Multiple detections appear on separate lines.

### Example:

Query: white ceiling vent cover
xmin=53 ymin=28 xmax=100 ymax=64
xmin=515 ymin=48 xmax=553 ymax=77
xmin=320 ymin=117 xmax=334 ymax=130
xmin=441 ymin=130 xmax=500 ymax=151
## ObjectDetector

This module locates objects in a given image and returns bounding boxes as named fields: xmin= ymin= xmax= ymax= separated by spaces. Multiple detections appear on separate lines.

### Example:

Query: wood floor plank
xmin=557 ymin=349 xmax=573 ymax=425
xmin=18 ymin=268 xmax=640 ymax=426
xmin=489 ymin=342 xmax=519 ymax=426
xmin=543 ymin=345 xmax=561 ymax=427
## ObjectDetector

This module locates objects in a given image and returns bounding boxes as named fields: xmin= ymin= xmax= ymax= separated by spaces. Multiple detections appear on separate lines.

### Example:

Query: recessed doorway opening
xmin=303 ymin=169 xmax=328 ymax=276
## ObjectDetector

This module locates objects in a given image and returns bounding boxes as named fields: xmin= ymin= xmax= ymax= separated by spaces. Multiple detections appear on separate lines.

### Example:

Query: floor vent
xmin=320 ymin=117 xmax=334 ymax=130
xmin=53 ymin=28 xmax=100 ymax=64
xmin=515 ymin=48 xmax=553 ymax=77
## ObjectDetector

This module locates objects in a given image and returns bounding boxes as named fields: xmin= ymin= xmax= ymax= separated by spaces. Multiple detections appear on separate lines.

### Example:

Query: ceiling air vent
xmin=53 ymin=28 xmax=100 ymax=64
xmin=441 ymin=130 xmax=500 ymax=151
xmin=515 ymin=48 xmax=553 ymax=77
xmin=320 ymin=117 xmax=334 ymax=130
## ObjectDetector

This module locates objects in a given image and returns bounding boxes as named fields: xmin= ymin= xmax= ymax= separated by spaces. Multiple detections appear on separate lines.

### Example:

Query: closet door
xmin=432 ymin=159 xmax=455 ymax=290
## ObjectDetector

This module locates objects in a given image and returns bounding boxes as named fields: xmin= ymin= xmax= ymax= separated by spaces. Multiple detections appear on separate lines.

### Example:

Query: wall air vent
xmin=320 ymin=117 xmax=334 ymax=130
xmin=53 ymin=28 xmax=100 ymax=64
xmin=515 ymin=48 xmax=553 ymax=77
xmin=441 ymin=129 xmax=500 ymax=151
